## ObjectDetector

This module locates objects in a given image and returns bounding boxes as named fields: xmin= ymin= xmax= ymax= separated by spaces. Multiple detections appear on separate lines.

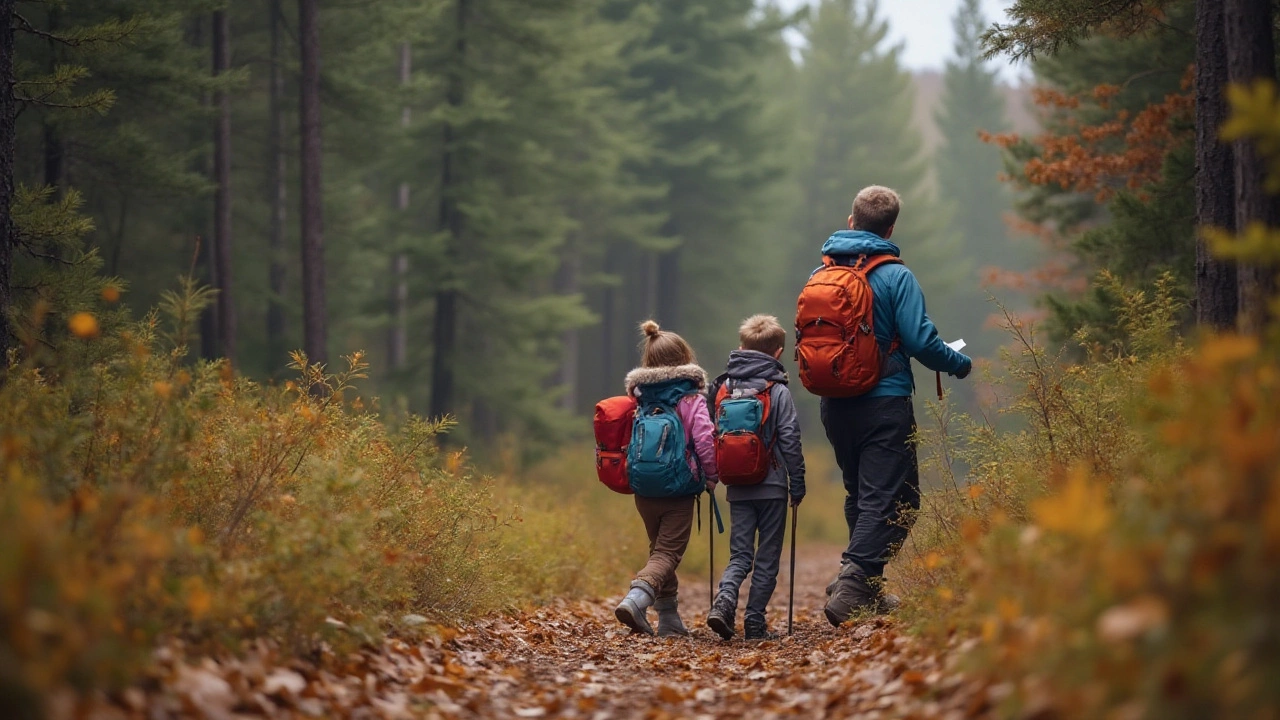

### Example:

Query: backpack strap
xmin=838 ymin=254 xmax=904 ymax=356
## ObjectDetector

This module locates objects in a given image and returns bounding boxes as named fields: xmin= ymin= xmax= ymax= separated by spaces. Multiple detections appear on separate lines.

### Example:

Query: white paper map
xmin=946 ymin=339 xmax=966 ymax=352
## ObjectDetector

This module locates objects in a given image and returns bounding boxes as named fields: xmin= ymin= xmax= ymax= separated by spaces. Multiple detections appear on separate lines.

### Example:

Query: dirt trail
xmin=73 ymin=545 xmax=994 ymax=719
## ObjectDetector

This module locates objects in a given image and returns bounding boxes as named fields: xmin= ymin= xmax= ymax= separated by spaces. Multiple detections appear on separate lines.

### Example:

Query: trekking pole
xmin=788 ymin=504 xmax=798 ymax=636
xmin=707 ymin=488 xmax=725 ymax=608
xmin=708 ymin=488 xmax=715 ymax=608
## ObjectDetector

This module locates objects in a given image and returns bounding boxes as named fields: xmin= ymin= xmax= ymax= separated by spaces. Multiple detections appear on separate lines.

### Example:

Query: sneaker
xmin=705 ymin=593 xmax=737 ymax=640
xmin=743 ymin=617 xmax=778 ymax=641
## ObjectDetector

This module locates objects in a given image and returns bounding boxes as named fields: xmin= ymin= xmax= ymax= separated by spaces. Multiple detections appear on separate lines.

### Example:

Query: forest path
xmin=82 ymin=545 xmax=995 ymax=720
xmin=430 ymin=543 xmax=993 ymax=719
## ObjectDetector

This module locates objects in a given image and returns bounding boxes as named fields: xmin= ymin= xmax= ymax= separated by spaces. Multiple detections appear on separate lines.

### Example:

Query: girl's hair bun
xmin=640 ymin=320 xmax=661 ymax=339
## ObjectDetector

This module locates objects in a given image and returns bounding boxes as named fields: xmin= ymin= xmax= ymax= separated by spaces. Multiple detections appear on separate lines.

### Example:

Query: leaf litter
xmin=53 ymin=546 xmax=994 ymax=719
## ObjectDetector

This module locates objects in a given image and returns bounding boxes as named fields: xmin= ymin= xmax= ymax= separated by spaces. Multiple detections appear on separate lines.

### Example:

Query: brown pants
xmin=633 ymin=494 xmax=695 ymax=598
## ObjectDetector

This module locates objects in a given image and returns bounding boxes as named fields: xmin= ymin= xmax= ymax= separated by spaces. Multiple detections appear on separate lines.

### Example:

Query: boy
xmin=815 ymin=186 xmax=972 ymax=625
xmin=705 ymin=315 xmax=805 ymax=641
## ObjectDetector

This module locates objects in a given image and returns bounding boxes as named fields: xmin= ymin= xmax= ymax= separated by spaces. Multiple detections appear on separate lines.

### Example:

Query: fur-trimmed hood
xmin=624 ymin=363 xmax=708 ymax=397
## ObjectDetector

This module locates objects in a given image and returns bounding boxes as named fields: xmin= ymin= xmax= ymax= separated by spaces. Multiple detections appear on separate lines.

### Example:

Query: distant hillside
xmin=911 ymin=69 xmax=1039 ymax=157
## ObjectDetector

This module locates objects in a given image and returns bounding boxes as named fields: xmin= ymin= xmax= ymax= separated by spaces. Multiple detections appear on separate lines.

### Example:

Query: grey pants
xmin=716 ymin=498 xmax=787 ymax=624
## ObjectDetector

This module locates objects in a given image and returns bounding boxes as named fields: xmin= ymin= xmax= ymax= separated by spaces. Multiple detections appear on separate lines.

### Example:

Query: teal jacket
xmin=817 ymin=230 xmax=972 ymax=398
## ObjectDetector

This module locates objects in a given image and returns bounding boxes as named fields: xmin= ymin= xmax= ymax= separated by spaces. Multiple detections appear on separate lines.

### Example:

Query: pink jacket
xmin=677 ymin=394 xmax=719 ymax=482
xmin=624 ymin=363 xmax=719 ymax=483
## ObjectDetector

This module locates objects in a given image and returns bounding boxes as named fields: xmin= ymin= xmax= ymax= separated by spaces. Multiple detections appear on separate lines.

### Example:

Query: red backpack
xmin=795 ymin=254 xmax=901 ymax=397
xmin=713 ymin=381 xmax=775 ymax=485
xmin=593 ymin=396 xmax=637 ymax=494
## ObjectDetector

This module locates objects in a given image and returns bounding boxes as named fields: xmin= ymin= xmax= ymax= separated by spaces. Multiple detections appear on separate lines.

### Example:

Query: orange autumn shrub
xmin=0 ymin=280 xmax=623 ymax=712
xmin=899 ymin=82 xmax=1280 ymax=718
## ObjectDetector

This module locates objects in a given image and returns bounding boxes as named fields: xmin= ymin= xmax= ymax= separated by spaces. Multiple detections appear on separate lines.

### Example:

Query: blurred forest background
xmin=7 ymin=0 xmax=1052 ymax=456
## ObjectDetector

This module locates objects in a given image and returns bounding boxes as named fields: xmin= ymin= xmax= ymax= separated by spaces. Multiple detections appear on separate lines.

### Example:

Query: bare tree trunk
xmin=0 ymin=0 xmax=15 ymax=355
xmin=656 ymin=247 xmax=680 ymax=327
xmin=212 ymin=9 xmax=236 ymax=364
xmin=555 ymin=245 xmax=580 ymax=412
xmin=1224 ymin=0 xmax=1279 ymax=333
xmin=189 ymin=15 xmax=218 ymax=361
xmin=600 ymin=249 xmax=616 ymax=396
xmin=267 ymin=0 xmax=288 ymax=373
xmin=1194 ymin=0 xmax=1239 ymax=329
xmin=430 ymin=0 xmax=467 ymax=421
xmin=388 ymin=42 xmax=410 ymax=373
xmin=298 ymin=0 xmax=328 ymax=365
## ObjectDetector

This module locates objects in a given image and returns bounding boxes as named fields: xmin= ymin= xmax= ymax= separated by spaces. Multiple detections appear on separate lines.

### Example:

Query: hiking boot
xmin=654 ymin=596 xmax=689 ymax=638
xmin=743 ymin=617 xmax=778 ymax=641
xmin=615 ymin=580 xmax=656 ymax=636
xmin=705 ymin=593 xmax=737 ymax=640
xmin=823 ymin=566 xmax=882 ymax=627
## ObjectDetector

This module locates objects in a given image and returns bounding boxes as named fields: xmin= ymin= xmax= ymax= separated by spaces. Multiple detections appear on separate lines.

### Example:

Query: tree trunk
xmin=189 ymin=16 xmax=218 ymax=362
xmin=212 ymin=9 xmax=236 ymax=364
xmin=298 ymin=0 xmax=328 ymax=365
xmin=656 ymin=247 xmax=680 ymax=328
xmin=1224 ymin=0 xmax=1279 ymax=333
xmin=266 ymin=0 xmax=287 ymax=374
xmin=1194 ymin=0 xmax=1239 ymax=329
xmin=555 ymin=245 xmax=580 ymax=412
xmin=430 ymin=0 xmax=467 ymax=421
xmin=600 ymin=249 xmax=616 ymax=398
xmin=0 ymin=0 xmax=15 ymax=354
xmin=388 ymin=42 xmax=410 ymax=374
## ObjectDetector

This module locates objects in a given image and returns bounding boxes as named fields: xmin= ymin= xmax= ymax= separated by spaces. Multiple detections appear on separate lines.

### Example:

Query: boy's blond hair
xmin=852 ymin=185 xmax=901 ymax=237
xmin=739 ymin=314 xmax=786 ymax=355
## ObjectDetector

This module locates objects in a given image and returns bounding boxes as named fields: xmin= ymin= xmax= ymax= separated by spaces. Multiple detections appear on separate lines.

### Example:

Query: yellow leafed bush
xmin=900 ymin=239 xmax=1280 ymax=714
xmin=0 ymin=282 xmax=633 ymax=710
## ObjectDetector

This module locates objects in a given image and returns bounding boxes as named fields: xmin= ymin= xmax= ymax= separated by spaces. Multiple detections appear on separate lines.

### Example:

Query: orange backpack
xmin=794 ymin=254 xmax=901 ymax=397
xmin=593 ymin=396 xmax=637 ymax=494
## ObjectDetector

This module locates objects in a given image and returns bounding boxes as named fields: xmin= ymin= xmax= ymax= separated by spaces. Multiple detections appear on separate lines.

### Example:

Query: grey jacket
xmin=709 ymin=350 xmax=806 ymax=503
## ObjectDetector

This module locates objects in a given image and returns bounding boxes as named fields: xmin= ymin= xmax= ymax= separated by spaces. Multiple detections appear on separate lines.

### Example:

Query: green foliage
xmin=997 ymin=0 xmax=1195 ymax=343
xmin=982 ymin=0 xmax=1175 ymax=61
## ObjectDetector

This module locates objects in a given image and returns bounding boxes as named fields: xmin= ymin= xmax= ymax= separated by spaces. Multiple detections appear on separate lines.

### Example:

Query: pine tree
xmin=297 ymin=0 xmax=327 ymax=367
xmin=936 ymin=0 xmax=1011 ymax=266
xmin=996 ymin=2 xmax=1197 ymax=343
xmin=790 ymin=0 xmax=964 ymax=323
xmin=605 ymin=0 xmax=785 ymax=359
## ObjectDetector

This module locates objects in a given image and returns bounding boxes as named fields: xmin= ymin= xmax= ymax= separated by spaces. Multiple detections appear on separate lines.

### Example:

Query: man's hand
xmin=706 ymin=478 xmax=718 ymax=493
xmin=790 ymin=494 xmax=804 ymax=508
xmin=952 ymin=357 xmax=973 ymax=380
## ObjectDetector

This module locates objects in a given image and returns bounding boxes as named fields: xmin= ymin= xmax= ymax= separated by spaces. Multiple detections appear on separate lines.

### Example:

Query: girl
xmin=614 ymin=320 xmax=719 ymax=637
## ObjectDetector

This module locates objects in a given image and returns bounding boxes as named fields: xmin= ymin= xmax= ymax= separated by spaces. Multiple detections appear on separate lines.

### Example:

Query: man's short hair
xmin=739 ymin=314 xmax=786 ymax=355
xmin=852 ymin=186 xmax=901 ymax=237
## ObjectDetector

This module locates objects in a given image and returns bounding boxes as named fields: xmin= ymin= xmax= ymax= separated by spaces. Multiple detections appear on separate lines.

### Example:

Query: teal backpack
xmin=627 ymin=378 xmax=704 ymax=497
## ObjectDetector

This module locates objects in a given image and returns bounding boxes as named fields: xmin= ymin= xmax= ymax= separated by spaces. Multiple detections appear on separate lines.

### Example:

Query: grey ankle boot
xmin=654 ymin=596 xmax=690 ymax=638
xmin=615 ymin=580 xmax=656 ymax=635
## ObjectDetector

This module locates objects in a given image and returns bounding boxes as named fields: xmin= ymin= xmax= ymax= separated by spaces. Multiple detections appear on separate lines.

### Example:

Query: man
xmin=813 ymin=185 xmax=972 ymax=625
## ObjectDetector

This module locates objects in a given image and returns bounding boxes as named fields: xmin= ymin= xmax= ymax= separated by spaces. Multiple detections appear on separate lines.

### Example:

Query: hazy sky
xmin=777 ymin=0 xmax=1026 ymax=82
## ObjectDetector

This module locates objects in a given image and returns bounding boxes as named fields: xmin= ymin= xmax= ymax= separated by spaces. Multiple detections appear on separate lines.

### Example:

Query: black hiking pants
xmin=820 ymin=394 xmax=919 ymax=578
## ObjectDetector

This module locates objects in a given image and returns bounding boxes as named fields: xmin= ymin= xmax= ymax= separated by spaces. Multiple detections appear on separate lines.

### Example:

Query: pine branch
xmin=12 ymin=12 xmax=140 ymax=47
